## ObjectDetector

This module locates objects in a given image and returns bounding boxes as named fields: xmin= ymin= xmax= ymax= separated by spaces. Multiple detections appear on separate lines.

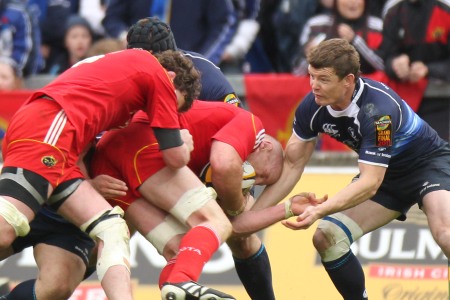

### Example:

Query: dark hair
xmin=64 ymin=15 xmax=93 ymax=38
xmin=307 ymin=38 xmax=361 ymax=80
xmin=154 ymin=50 xmax=201 ymax=112
xmin=126 ymin=17 xmax=177 ymax=52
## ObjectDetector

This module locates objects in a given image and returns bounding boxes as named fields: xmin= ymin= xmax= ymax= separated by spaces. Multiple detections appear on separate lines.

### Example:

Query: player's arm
xmin=231 ymin=193 xmax=327 ymax=236
xmin=210 ymin=140 xmax=248 ymax=216
xmin=153 ymin=128 xmax=191 ymax=169
xmin=76 ymin=142 xmax=128 ymax=198
xmin=283 ymin=162 xmax=386 ymax=230
xmin=251 ymin=134 xmax=316 ymax=210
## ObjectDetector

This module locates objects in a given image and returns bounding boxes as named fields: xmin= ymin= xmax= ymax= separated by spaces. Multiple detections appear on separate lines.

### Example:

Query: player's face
xmin=308 ymin=65 xmax=351 ymax=110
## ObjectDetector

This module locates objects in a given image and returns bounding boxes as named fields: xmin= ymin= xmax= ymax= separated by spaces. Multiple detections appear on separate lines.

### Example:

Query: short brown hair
xmin=154 ymin=50 xmax=201 ymax=112
xmin=307 ymin=38 xmax=361 ymax=80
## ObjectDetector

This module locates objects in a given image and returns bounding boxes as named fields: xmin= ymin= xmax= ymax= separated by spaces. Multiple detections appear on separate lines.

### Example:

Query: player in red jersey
xmin=0 ymin=49 xmax=200 ymax=300
xmin=90 ymin=100 xmax=324 ymax=299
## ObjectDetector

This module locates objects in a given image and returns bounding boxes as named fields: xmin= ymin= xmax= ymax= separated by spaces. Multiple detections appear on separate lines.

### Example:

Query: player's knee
xmin=227 ymin=234 xmax=260 ymax=258
xmin=430 ymin=226 xmax=450 ymax=252
xmin=314 ymin=213 xmax=363 ymax=262
xmin=312 ymin=228 xmax=330 ymax=252
xmin=170 ymin=186 xmax=216 ymax=225
xmin=0 ymin=225 xmax=16 ymax=250
xmin=144 ymin=214 xmax=186 ymax=258
xmin=170 ymin=186 xmax=232 ymax=239
xmin=162 ymin=235 xmax=183 ymax=260
xmin=80 ymin=206 xmax=130 ymax=281
xmin=0 ymin=196 xmax=30 ymax=248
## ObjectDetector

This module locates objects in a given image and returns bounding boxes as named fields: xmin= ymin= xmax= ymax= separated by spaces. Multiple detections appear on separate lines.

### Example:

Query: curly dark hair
xmin=153 ymin=50 xmax=201 ymax=112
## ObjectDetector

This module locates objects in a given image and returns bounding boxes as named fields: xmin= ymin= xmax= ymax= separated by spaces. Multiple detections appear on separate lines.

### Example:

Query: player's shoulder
xmin=360 ymin=77 xmax=397 ymax=100
xmin=182 ymin=50 xmax=221 ymax=71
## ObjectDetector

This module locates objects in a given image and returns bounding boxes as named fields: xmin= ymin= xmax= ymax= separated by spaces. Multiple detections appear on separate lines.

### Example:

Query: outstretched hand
xmin=282 ymin=192 xmax=328 ymax=230
xmin=89 ymin=174 xmax=128 ymax=199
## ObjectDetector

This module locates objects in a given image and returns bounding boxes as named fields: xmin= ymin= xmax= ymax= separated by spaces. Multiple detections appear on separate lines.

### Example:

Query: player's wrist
xmin=226 ymin=194 xmax=249 ymax=217
xmin=284 ymin=199 xmax=295 ymax=219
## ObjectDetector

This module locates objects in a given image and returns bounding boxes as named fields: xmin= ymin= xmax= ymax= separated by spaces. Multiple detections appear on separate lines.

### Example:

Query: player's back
xmin=181 ymin=100 xmax=263 ymax=175
xmin=31 ymin=49 xmax=178 ymax=148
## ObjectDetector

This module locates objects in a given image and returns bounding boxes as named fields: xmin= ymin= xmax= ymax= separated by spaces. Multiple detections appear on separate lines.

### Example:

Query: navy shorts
xmin=362 ymin=146 xmax=450 ymax=221
xmin=12 ymin=210 xmax=95 ymax=266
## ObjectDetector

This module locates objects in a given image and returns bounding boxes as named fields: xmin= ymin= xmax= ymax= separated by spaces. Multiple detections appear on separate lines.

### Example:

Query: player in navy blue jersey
xmin=126 ymin=17 xmax=240 ymax=107
xmin=252 ymin=38 xmax=450 ymax=299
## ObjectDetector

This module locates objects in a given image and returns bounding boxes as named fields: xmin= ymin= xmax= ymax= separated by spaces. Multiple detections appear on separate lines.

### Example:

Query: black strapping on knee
xmin=83 ymin=211 xmax=122 ymax=235
xmin=0 ymin=167 xmax=48 ymax=213
xmin=47 ymin=178 xmax=83 ymax=210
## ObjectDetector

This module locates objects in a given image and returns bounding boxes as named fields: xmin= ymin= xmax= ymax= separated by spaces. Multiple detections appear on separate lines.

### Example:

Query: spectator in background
xmin=378 ymin=0 xmax=450 ymax=141
xmin=271 ymin=0 xmax=332 ymax=72
xmin=220 ymin=0 xmax=261 ymax=74
xmin=366 ymin=0 xmax=389 ymax=18
xmin=28 ymin=0 xmax=78 ymax=73
xmin=79 ymin=0 xmax=107 ymax=38
xmin=0 ymin=56 xmax=21 ymax=90
xmin=46 ymin=15 xmax=94 ymax=75
xmin=293 ymin=0 xmax=384 ymax=76
xmin=0 ymin=0 xmax=44 ymax=77
xmin=86 ymin=37 xmax=123 ymax=57
xmin=102 ymin=0 xmax=236 ymax=65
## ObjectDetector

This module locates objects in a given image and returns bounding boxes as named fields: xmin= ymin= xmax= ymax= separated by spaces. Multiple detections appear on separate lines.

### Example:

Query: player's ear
xmin=259 ymin=140 xmax=273 ymax=151
xmin=167 ymin=71 xmax=176 ymax=80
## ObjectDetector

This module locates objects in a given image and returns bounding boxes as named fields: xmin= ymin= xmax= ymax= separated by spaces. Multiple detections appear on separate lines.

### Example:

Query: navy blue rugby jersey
xmin=183 ymin=50 xmax=240 ymax=106
xmin=293 ymin=77 xmax=447 ymax=169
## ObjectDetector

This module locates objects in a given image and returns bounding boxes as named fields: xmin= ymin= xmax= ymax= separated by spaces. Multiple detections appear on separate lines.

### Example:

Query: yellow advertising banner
xmin=130 ymin=170 xmax=448 ymax=299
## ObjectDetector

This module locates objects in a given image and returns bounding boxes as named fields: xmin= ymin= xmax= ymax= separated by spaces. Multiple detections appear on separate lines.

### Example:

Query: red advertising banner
xmin=0 ymin=91 xmax=31 ymax=140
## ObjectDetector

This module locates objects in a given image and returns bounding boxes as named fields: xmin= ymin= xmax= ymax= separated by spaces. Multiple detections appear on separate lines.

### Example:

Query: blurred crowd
xmin=0 ymin=0 xmax=449 ymax=138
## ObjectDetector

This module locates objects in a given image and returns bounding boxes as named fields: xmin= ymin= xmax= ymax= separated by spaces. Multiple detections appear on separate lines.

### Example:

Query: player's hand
xmin=289 ymin=192 xmax=328 ymax=216
xmin=180 ymin=129 xmax=194 ymax=152
xmin=281 ymin=204 xmax=323 ymax=230
xmin=89 ymin=174 xmax=128 ymax=199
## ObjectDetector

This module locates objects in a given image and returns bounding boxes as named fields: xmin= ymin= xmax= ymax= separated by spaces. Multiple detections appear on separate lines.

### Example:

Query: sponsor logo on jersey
xmin=322 ymin=123 xmax=339 ymax=136
xmin=375 ymin=115 xmax=392 ymax=147
xmin=223 ymin=93 xmax=240 ymax=106
xmin=41 ymin=155 xmax=57 ymax=167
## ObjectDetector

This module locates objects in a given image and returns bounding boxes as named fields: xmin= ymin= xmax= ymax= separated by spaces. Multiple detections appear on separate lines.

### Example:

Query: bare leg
xmin=34 ymin=244 xmax=86 ymax=300
xmin=57 ymin=181 xmax=132 ymax=300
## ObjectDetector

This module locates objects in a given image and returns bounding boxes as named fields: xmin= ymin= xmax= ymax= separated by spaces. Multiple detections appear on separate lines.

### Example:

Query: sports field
xmin=130 ymin=167 xmax=448 ymax=299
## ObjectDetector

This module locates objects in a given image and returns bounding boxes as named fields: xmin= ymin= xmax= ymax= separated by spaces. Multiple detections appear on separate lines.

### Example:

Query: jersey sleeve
xmin=145 ymin=67 xmax=180 ymax=130
xmin=212 ymin=111 xmax=265 ymax=160
xmin=357 ymin=92 xmax=402 ymax=167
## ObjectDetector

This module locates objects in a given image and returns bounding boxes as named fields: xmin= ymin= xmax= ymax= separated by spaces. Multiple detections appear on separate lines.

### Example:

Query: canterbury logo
xmin=322 ymin=123 xmax=338 ymax=135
